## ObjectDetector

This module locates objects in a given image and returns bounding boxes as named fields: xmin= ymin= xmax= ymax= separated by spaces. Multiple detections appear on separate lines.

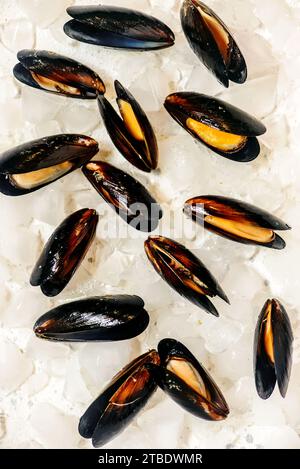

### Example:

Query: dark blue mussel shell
xmin=64 ymin=5 xmax=175 ymax=50
xmin=34 ymin=295 xmax=150 ymax=342
xmin=184 ymin=195 xmax=291 ymax=249
xmin=30 ymin=208 xmax=99 ymax=297
xmin=144 ymin=235 xmax=229 ymax=316
xmin=181 ymin=0 xmax=247 ymax=87
xmin=13 ymin=49 xmax=105 ymax=98
xmin=79 ymin=349 xmax=160 ymax=447
xmin=254 ymin=299 xmax=293 ymax=399
xmin=0 ymin=134 xmax=98 ymax=196
xmin=164 ymin=92 xmax=266 ymax=162
xmin=147 ymin=339 xmax=229 ymax=420
xmin=97 ymin=80 xmax=158 ymax=172
xmin=82 ymin=161 xmax=162 ymax=232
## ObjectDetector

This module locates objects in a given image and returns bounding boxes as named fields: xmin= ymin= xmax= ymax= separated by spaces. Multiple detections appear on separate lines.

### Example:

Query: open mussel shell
xmin=148 ymin=339 xmax=229 ymax=421
xmin=30 ymin=209 xmax=98 ymax=297
xmin=184 ymin=195 xmax=291 ymax=249
xmin=0 ymin=134 xmax=99 ymax=196
xmin=82 ymin=161 xmax=162 ymax=232
xmin=34 ymin=295 xmax=150 ymax=342
xmin=13 ymin=49 xmax=105 ymax=98
xmin=144 ymin=235 xmax=229 ymax=316
xmin=181 ymin=1 xmax=247 ymax=87
xmin=79 ymin=349 xmax=160 ymax=447
xmin=254 ymin=299 xmax=293 ymax=399
xmin=164 ymin=93 xmax=266 ymax=162
xmin=97 ymin=80 xmax=158 ymax=172
xmin=64 ymin=5 xmax=175 ymax=51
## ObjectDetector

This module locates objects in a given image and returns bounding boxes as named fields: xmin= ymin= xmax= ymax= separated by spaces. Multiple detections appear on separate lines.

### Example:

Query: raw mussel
xmin=254 ymin=299 xmax=293 ymax=400
xmin=82 ymin=161 xmax=162 ymax=232
xmin=79 ymin=349 xmax=160 ymax=447
xmin=148 ymin=339 xmax=229 ymax=421
xmin=164 ymin=92 xmax=266 ymax=162
xmin=30 ymin=208 xmax=98 ymax=297
xmin=184 ymin=195 xmax=291 ymax=249
xmin=98 ymin=80 xmax=158 ymax=172
xmin=0 ymin=134 xmax=99 ymax=196
xmin=13 ymin=49 xmax=105 ymax=98
xmin=34 ymin=295 xmax=149 ymax=342
xmin=181 ymin=0 xmax=247 ymax=87
xmin=64 ymin=5 xmax=175 ymax=51
xmin=144 ymin=235 xmax=229 ymax=316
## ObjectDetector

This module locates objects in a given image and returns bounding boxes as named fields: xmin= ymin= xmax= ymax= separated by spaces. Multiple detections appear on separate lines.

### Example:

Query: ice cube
xmin=17 ymin=0 xmax=70 ymax=28
xmin=1 ymin=19 xmax=35 ymax=53
xmin=138 ymin=398 xmax=185 ymax=449
xmin=0 ymin=339 xmax=33 ymax=394
xmin=30 ymin=403 xmax=80 ymax=448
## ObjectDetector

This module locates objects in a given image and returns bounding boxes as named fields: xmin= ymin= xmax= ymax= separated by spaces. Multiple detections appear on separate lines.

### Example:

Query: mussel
xmin=34 ymin=295 xmax=149 ymax=342
xmin=64 ymin=5 xmax=175 ymax=51
xmin=181 ymin=0 xmax=247 ymax=87
xmin=30 ymin=209 xmax=98 ymax=297
xmin=254 ymin=299 xmax=293 ymax=400
xmin=164 ymin=93 xmax=266 ymax=162
xmin=184 ymin=195 xmax=291 ymax=249
xmin=13 ymin=49 xmax=105 ymax=98
xmin=148 ymin=339 xmax=229 ymax=421
xmin=98 ymin=80 xmax=158 ymax=172
xmin=0 ymin=134 xmax=99 ymax=196
xmin=144 ymin=235 xmax=229 ymax=316
xmin=82 ymin=161 xmax=162 ymax=232
xmin=79 ymin=349 xmax=160 ymax=447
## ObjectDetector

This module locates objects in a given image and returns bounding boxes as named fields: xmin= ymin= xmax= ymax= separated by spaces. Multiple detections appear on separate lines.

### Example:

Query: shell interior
xmin=204 ymin=215 xmax=275 ymax=243
xmin=118 ymin=100 xmax=145 ymax=141
xmin=10 ymin=161 xmax=73 ymax=189
xmin=197 ymin=3 xmax=230 ymax=64
xmin=116 ymin=97 xmax=153 ymax=168
xmin=264 ymin=301 xmax=275 ymax=364
xmin=186 ymin=118 xmax=247 ymax=152
xmin=167 ymin=358 xmax=210 ymax=400
xmin=31 ymin=71 xmax=82 ymax=95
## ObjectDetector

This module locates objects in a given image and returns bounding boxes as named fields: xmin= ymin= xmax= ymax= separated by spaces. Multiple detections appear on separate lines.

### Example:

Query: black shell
xmin=79 ymin=349 xmax=160 ymax=447
xmin=144 ymin=235 xmax=229 ymax=316
xmin=82 ymin=161 xmax=162 ymax=232
xmin=64 ymin=5 xmax=175 ymax=51
xmin=34 ymin=295 xmax=150 ymax=342
xmin=97 ymin=80 xmax=158 ymax=172
xmin=13 ymin=49 xmax=105 ymax=98
xmin=0 ymin=134 xmax=98 ymax=196
xmin=148 ymin=339 xmax=229 ymax=421
xmin=254 ymin=299 xmax=293 ymax=399
xmin=164 ymin=92 xmax=266 ymax=162
xmin=184 ymin=195 xmax=291 ymax=249
xmin=181 ymin=0 xmax=247 ymax=87
xmin=30 ymin=209 xmax=98 ymax=297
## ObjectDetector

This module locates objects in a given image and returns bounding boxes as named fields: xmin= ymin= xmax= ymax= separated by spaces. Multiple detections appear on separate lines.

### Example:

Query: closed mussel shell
xmin=164 ymin=92 xmax=266 ymax=162
xmin=254 ymin=299 xmax=293 ymax=400
xmin=30 ymin=208 xmax=98 ymax=297
xmin=79 ymin=349 xmax=160 ymax=447
xmin=181 ymin=0 xmax=247 ymax=87
xmin=0 ymin=134 xmax=99 ymax=196
xmin=98 ymin=80 xmax=158 ymax=172
xmin=13 ymin=49 xmax=105 ymax=98
xmin=184 ymin=195 xmax=291 ymax=249
xmin=64 ymin=5 xmax=175 ymax=51
xmin=34 ymin=295 xmax=150 ymax=342
xmin=82 ymin=161 xmax=162 ymax=232
xmin=144 ymin=235 xmax=229 ymax=316
xmin=148 ymin=339 xmax=229 ymax=421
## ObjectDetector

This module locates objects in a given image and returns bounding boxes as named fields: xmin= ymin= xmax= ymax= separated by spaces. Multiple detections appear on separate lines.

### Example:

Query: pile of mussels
xmin=0 ymin=1 xmax=294 ymax=448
